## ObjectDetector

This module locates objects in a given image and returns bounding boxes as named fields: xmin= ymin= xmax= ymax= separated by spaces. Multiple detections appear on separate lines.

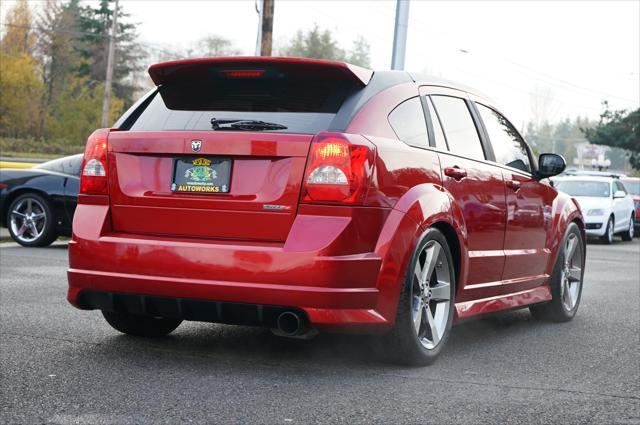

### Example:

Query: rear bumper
xmin=68 ymin=203 xmax=392 ymax=333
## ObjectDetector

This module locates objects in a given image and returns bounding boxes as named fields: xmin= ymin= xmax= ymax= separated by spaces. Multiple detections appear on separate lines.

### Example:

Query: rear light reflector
xmin=302 ymin=133 xmax=375 ymax=204
xmin=80 ymin=129 xmax=110 ymax=195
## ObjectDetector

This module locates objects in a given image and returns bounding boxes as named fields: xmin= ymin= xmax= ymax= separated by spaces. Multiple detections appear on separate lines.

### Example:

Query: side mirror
xmin=536 ymin=153 xmax=566 ymax=180
xmin=613 ymin=190 xmax=626 ymax=199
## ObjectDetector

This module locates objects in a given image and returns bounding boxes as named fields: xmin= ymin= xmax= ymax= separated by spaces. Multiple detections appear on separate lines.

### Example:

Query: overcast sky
xmin=2 ymin=0 xmax=639 ymax=128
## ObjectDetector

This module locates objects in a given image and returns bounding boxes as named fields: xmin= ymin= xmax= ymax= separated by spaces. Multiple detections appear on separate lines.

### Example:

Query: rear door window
xmin=430 ymin=95 xmax=485 ymax=161
xmin=388 ymin=97 xmax=429 ymax=148
xmin=126 ymin=78 xmax=357 ymax=134
xmin=476 ymin=103 xmax=531 ymax=173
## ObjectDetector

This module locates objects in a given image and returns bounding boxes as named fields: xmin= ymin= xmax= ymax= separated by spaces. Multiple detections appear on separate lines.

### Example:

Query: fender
xmin=545 ymin=192 xmax=585 ymax=276
xmin=372 ymin=183 xmax=467 ymax=322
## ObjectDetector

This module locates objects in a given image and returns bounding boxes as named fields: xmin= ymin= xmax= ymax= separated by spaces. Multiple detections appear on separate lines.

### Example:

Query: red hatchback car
xmin=68 ymin=57 xmax=585 ymax=365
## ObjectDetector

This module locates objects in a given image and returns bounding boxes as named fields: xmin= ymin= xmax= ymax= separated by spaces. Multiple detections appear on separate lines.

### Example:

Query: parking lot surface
xmin=1 ymin=239 xmax=639 ymax=424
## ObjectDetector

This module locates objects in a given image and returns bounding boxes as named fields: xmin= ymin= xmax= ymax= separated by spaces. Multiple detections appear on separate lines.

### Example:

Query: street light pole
xmin=101 ymin=0 xmax=118 ymax=128
xmin=391 ymin=0 xmax=410 ymax=70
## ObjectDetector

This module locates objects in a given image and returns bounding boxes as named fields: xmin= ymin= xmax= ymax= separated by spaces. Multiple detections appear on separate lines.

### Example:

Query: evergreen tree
xmin=76 ymin=0 xmax=143 ymax=105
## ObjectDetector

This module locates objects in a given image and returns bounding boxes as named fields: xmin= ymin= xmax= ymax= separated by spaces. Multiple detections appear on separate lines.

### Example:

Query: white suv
xmin=554 ymin=176 xmax=635 ymax=244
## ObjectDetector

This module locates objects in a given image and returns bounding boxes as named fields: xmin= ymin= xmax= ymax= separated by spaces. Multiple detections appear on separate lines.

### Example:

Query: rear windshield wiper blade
xmin=210 ymin=118 xmax=287 ymax=131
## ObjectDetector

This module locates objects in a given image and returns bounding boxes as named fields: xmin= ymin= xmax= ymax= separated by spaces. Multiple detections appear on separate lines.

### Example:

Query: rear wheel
xmin=7 ymin=193 xmax=57 ymax=247
xmin=102 ymin=311 xmax=182 ymax=337
xmin=530 ymin=222 xmax=584 ymax=322
xmin=381 ymin=228 xmax=455 ymax=366
xmin=621 ymin=215 xmax=634 ymax=241
xmin=600 ymin=216 xmax=614 ymax=244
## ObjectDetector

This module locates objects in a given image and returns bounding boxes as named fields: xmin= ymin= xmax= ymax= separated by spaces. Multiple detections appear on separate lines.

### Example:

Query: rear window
xmin=124 ymin=78 xmax=357 ymax=134
xmin=36 ymin=154 xmax=83 ymax=176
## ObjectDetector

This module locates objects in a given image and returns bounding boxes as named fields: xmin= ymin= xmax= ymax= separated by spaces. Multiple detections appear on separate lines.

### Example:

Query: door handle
xmin=444 ymin=166 xmax=467 ymax=180
xmin=506 ymin=179 xmax=521 ymax=191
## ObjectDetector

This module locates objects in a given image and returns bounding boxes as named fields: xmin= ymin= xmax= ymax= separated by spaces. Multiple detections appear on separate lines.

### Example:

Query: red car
xmin=621 ymin=177 xmax=640 ymax=232
xmin=68 ymin=57 xmax=585 ymax=365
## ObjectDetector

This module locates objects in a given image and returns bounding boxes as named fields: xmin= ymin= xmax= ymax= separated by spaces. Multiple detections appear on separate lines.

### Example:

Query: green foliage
xmin=0 ymin=138 xmax=84 ymax=156
xmin=0 ymin=0 xmax=131 ymax=150
xmin=280 ymin=25 xmax=371 ymax=67
xmin=76 ymin=0 xmax=144 ymax=105
xmin=46 ymin=79 xmax=124 ymax=144
xmin=526 ymin=115 xmax=633 ymax=171
xmin=582 ymin=102 xmax=640 ymax=170
xmin=0 ymin=53 xmax=44 ymax=139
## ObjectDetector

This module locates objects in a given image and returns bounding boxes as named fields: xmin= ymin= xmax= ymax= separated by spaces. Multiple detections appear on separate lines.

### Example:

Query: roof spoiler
xmin=148 ymin=56 xmax=373 ymax=87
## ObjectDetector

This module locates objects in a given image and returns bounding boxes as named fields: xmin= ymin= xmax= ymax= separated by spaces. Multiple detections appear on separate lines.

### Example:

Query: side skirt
xmin=454 ymin=286 xmax=552 ymax=322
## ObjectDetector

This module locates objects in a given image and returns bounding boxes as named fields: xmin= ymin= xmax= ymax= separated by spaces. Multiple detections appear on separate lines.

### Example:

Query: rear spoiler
xmin=148 ymin=56 xmax=373 ymax=87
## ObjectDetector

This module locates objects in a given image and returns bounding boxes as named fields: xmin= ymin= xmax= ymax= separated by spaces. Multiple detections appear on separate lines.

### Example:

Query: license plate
xmin=171 ymin=157 xmax=232 ymax=194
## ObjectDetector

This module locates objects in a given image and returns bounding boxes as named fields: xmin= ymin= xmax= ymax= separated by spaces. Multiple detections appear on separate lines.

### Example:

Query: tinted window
xmin=431 ymin=96 xmax=485 ymax=161
xmin=426 ymin=97 xmax=448 ymax=150
xmin=388 ymin=97 xmax=429 ymax=148
xmin=36 ymin=154 xmax=83 ymax=176
xmin=555 ymin=180 xmax=611 ymax=198
xmin=126 ymin=78 xmax=356 ymax=134
xmin=477 ymin=104 xmax=531 ymax=173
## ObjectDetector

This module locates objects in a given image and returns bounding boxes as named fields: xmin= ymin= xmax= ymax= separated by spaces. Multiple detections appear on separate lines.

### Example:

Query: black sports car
xmin=0 ymin=154 xmax=82 ymax=246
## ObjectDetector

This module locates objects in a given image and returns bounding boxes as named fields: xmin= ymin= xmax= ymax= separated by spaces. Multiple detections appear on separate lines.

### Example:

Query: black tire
xmin=600 ymin=216 xmax=614 ymax=245
xmin=6 ymin=193 xmax=57 ymax=247
xmin=530 ymin=222 xmax=585 ymax=322
xmin=380 ymin=228 xmax=456 ymax=366
xmin=102 ymin=310 xmax=182 ymax=337
xmin=621 ymin=215 xmax=634 ymax=242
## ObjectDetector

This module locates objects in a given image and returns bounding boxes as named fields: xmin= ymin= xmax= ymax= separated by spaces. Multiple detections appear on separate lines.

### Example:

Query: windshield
xmin=555 ymin=180 xmax=611 ymax=198
xmin=622 ymin=180 xmax=640 ymax=196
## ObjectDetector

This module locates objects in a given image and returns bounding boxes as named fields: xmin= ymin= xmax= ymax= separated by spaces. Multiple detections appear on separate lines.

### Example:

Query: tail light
xmin=301 ymin=132 xmax=375 ymax=204
xmin=80 ymin=129 xmax=110 ymax=195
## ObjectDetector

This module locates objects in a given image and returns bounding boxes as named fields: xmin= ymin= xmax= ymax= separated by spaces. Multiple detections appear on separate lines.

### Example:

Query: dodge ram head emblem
xmin=191 ymin=139 xmax=202 ymax=152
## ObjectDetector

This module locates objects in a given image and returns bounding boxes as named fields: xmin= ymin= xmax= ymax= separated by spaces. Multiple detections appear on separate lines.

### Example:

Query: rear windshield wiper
xmin=210 ymin=118 xmax=287 ymax=131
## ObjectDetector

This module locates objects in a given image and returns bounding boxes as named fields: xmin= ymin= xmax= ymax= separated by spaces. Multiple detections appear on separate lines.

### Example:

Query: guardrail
xmin=0 ymin=161 xmax=34 ymax=169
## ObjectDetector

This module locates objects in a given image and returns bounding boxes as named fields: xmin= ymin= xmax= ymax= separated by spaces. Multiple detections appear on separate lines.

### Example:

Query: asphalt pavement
xmin=1 ymin=239 xmax=639 ymax=424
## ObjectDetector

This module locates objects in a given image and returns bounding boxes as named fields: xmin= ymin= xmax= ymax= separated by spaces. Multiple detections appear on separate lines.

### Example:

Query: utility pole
xmin=260 ymin=0 xmax=274 ymax=56
xmin=101 ymin=0 xmax=118 ymax=128
xmin=391 ymin=0 xmax=410 ymax=70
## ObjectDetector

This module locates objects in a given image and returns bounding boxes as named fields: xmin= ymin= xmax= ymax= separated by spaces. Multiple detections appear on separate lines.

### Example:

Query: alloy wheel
xmin=560 ymin=233 xmax=583 ymax=311
xmin=9 ymin=197 xmax=47 ymax=244
xmin=411 ymin=240 xmax=452 ymax=350
xmin=607 ymin=218 xmax=614 ymax=243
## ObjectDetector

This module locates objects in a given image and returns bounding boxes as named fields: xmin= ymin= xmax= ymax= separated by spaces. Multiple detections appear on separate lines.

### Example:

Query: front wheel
xmin=621 ymin=215 xmax=634 ymax=241
xmin=102 ymin=311 xmax=182 ymax=337
xmin=530 ymin=222 xmax=585 ymax=322
xmin=381 ymin=228 xmax=456 ymax=366
xmin=600 ymin=216 xmax=614 ymax=244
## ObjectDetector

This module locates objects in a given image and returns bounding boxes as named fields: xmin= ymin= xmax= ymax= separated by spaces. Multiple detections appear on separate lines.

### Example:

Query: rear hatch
xmin=108 ymin=57 xmax=372 ymax=242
